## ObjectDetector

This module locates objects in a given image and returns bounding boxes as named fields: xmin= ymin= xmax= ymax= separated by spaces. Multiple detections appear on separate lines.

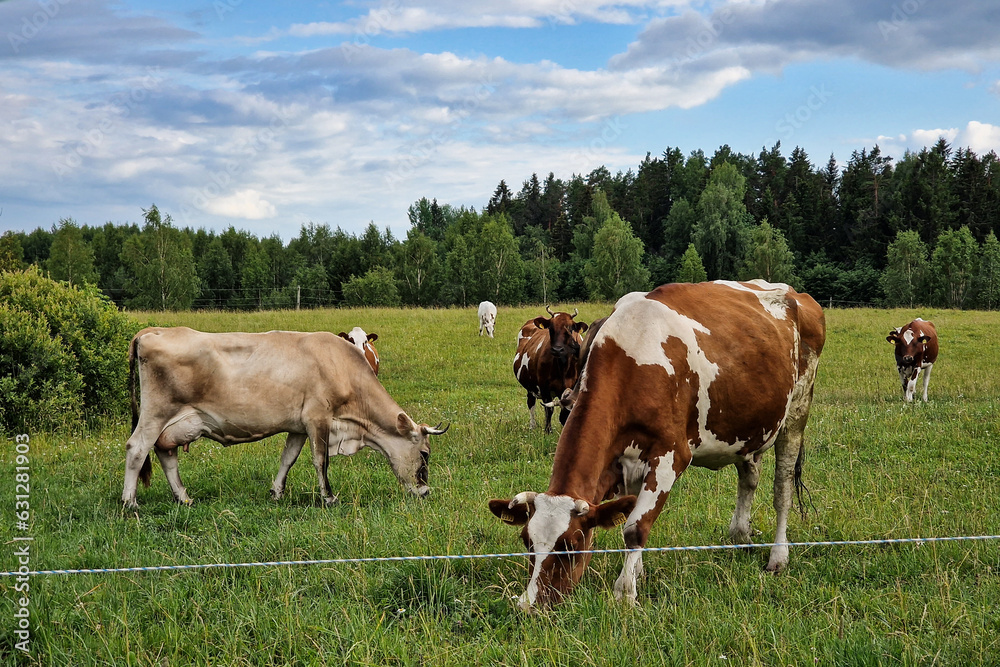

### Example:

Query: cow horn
xmin=510 ymin=492 xmax=537 ymax=509
xmin=546 ymin=305 xmax=555 ymax=317
xmin=424 ymin=421 xmax=450 ymax=435
xmin=571 ymin=308 xmax=578 ymax=319
xmin=573 ymin=499 xmax=590 ymax=516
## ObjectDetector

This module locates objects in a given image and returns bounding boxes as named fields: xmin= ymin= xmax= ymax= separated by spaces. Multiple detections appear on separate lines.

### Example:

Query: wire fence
xmin=98 ymin=286 xmax=883 ymax=312
xmin=5 ymin=534 xmax=998 ymax=578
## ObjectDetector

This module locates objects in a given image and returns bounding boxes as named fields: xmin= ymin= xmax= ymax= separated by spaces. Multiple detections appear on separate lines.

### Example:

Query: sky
xmin=1 ymin=0 xmax=998 ymax=241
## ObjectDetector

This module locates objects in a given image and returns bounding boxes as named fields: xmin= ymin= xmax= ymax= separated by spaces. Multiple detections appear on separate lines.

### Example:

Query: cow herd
xmin=122 ymin=281 xmax=940 ymax=610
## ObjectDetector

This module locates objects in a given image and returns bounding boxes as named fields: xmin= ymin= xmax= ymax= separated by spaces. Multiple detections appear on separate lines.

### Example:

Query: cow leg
xmin=152 ymin=412 xmax=207 ymax=505
xmin=526 ymin=393 xmax=537 ymax=429
xmin=543 ymin=403 xmax=555 ymax=434
xmin=271 ymin=432 xmax=307 ymax=499
xmin=614 ymin=452 xmax=685 ymax=604
xmin=154 ymin=448 xmax=191 ymax=505
xmin=767 ymin=395 xmax=813 ymax=572
xmin=306 ymin=423 xmax=337 ymax=505
xmin=122 ymin=425 xmax=159 ymax=508
xmin=728 ymin=452 xmax=763 ymax=544
xmin=920 ymin=364 xmax=933 ymax=402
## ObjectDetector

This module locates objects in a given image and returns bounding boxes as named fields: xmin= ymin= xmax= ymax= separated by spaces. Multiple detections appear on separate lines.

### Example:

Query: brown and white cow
xmin=339 ymin=326 xmax=380 ymax=375
xmin=123 ymin=327 xmax=447 ymax=508
xmin=886 ymin=319 xmax=938 ymax=402
xmin=490 ymin=281 xmax=826 ymax=609
xmin=513 ymin=307 xmax=589 ymax=433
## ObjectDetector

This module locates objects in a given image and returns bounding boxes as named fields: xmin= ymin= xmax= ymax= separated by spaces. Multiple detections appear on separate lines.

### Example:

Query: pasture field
xmin=2 ymin=304 xmax=999 ymax=666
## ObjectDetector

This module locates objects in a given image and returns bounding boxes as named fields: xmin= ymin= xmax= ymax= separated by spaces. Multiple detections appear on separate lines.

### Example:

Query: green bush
xmin=341 ymin=267 xmax=401 ymax=307
xmin=0 ymin=267 xmax=143 ymax=432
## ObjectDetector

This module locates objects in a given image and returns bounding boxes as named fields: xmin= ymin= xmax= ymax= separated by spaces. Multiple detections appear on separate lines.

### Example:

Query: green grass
xmin=2 ymin=305 xmax=999 ymax=666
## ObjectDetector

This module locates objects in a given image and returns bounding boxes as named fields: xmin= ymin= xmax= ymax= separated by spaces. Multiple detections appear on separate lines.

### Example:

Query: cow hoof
xmin=323 ymin=495 xmax=339 ymax=506
xmin=270 ymin=489 xmax=284 ymax=500
xmin=414 ymin=485 xmax=431 ymax=498
xmin=122 ymin=499 xmax=139 ymax=510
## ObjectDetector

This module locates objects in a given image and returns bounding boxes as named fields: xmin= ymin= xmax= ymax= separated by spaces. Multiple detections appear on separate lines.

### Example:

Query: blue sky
xmin=1 ymin=0 xmax=998 ymax=241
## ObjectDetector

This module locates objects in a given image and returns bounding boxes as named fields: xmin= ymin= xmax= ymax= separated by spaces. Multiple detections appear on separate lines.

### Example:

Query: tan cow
xmin=122 ymin=327 xmax=447 ymax=508
xmin=490 ymin=281 xmax=826 ymax=609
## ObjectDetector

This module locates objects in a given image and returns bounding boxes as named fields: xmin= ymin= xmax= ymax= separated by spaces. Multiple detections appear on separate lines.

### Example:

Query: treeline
xmin=2 ymin=139 xmax=999 ymax=310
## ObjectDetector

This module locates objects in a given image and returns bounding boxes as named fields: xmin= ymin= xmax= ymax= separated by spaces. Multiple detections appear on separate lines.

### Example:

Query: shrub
xmin=0 ymin=267 xmax=143 ymax=432
xmin=341 ymin=267 xmax=401 ymax=307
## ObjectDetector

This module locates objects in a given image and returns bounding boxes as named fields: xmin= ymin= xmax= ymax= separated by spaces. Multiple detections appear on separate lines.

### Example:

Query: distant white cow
xmin=478 ymin=301 xmax=497 ymax=338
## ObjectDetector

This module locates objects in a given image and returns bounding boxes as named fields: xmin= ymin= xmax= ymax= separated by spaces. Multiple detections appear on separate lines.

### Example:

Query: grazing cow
xmin=886 ymin=319 xmax=938 ymax=402
xmin=123 ymin=327 xmax=448 ymax=508
xmin=339 ymin=327 xmax=380 ymax=375
xmin=558 ymin=315 xmax=609 ymax=412
xmin=490 ymin=281 xmax=826 ymax=610
xmin=478 ymin=301 xmax=497 ymax=338
xmin=513 ymin=307 xmax=589 ymax=433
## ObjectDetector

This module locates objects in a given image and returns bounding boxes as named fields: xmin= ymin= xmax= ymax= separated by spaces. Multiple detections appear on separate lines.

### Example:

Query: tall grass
xmin=2 ymin=305 xmax=998 ymax=665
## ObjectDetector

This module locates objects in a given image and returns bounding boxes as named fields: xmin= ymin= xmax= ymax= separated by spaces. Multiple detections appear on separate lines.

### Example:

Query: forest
xmin=2 ymin=138 xmax=999 ymax=310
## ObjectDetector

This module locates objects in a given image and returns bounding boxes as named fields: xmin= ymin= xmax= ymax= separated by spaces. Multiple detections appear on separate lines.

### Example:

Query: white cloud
xmin=202 ymin=190 xmax=277 ymax=220
xmin=961 ymin=121 xmax=1000 ymax=154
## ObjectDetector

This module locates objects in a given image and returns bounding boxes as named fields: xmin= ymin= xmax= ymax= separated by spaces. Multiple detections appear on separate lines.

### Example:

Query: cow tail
xmin=792 ymin=442 xmax=815 ymax=520
xmin=129 ymin=333 xmax=153 ymax=488
xmin=129 ymin=334 xmax=140 ymax=433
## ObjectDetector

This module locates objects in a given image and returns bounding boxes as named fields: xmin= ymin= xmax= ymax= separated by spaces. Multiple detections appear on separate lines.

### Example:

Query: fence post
xmin=296 ymin=285 xmax=301 ymax=311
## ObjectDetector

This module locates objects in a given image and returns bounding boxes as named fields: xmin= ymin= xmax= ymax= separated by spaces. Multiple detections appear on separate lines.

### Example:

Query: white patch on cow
xmin=522 ymin=494 xmax=576 ymax=608
xmin=596 ymin=297 xmax=722 ymax=453
xmin=516 ymin=352 xmax=530 ymax=380
xmin=903 ymin=329 xmax=915 ymax=345
xmin=626 ymin=452 xmax=677 ymax=529
xmin=595 ymin=296 xmax=709 ymax=374
xmin=713 ymin=280 xmax=790 ymax=320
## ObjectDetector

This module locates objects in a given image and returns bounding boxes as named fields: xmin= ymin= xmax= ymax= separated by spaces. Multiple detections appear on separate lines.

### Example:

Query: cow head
xmin=489 ymin=492 xmax=636 ymax=610
xmin=339 ymin=327 xmax=379 ymax=374
xmin=390 ymin=413 xmax=448 ymax=497
xmin=534 ymin=307 xmax=589 ymax=368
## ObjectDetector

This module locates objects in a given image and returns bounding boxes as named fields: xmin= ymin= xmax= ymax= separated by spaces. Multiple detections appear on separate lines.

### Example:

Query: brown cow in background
xmin=887 ymin=319 xmax=938 ymax=402
xmin=513 ymin=307 xmax=589 ymax=433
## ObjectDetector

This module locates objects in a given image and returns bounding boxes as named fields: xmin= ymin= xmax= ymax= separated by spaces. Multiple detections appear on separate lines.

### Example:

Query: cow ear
xmin=489 ymin=499 xmax=529 ymax=525
xmin=886 ymin=332 xmax=898 ymax=343
xmin=918 ymin=335 xmax=931 ymax=344
xmin=396 ymin=412 xmax=415 ymax=435
xmin=367 ymin=333 xmax=378 ymax=342
xmin=574 ymin=321 xmax=589 ymax=333
xmin=588 ymin=495 xmax=637 ymax=530
xmin=534 ymin=316 xmax=549 ymax=329
xmin=338 ymin=332 xmax=350 ymax=340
